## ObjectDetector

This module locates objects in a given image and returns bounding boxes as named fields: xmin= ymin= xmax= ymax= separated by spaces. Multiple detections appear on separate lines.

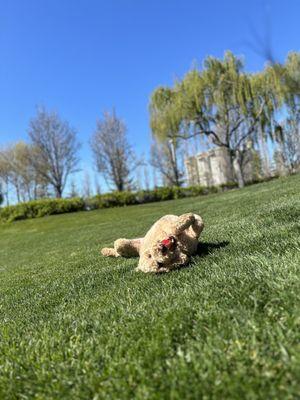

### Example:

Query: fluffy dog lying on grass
xmin=101 ymin=213 xmax=204 ymax=273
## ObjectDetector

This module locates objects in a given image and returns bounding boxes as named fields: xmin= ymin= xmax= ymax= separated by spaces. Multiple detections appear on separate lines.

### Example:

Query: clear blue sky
xmin=0 ymin=0 xmax=299 ymax=191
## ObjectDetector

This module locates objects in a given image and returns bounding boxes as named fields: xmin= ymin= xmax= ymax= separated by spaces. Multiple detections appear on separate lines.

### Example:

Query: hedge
xmin=0 ymin=184 xmax=238 ymax=223
xmin=84 ymin=186 xmax=223 ymax=210
xmin=0 ymin=198 xmax=85 ymax=223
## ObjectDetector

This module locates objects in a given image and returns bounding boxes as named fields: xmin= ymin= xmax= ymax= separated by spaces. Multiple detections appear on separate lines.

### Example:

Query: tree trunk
xmin=27 ymin=187 xmax=32 ymax=201
xmin=169 ymin=138 xmax=181 ymax=187
xmin=259 ymin=129 xmax=270 ymax=177
xmin=4 ymin=178 xmax=9 ymax=206
xmin=55 ymin=186 xmax=62 ymax=198
xmin=174 ymin=165 xmax=181 ymax=187
xmin=232 ymin=150 xmax=245 ymax=188
xmin=116 ymin=181 xmax=124 ymax=192
xmin=15 ymin=183 xmax=21 ymax=203
xmin=5 ymin=189 xmax=9 ymax=206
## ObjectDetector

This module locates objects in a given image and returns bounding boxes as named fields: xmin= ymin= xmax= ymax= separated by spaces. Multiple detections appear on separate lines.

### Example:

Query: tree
xmin=12 ymin=142 xmax=36 ymax=202
xmin=68 ymin=180 xmax=79 ymax=198
xmin=0 ymin=187 xmax=3 ymax=206
xmin=0 ymin=151 xmax=11 ymax=205
xmin=94 ymin=174 xmax=101 ymax=195
xmin=150 ymin=52 xmax=278 ymax=188
xmin=284 ymin=119 xmax=300 ymax=172
xmin=82 ymin=170 xmax=92 ymax=198
xmin=150 ymin=138 xmax=184 ymax=186
xmin=28 ymin=108 xmax=80 ymax=198
xmin=0 ymin=142 xmax=51 ymax=203
xmin=280 ymin=52 xmax=300 ymax=101
xmin=277 ymin=53 xmax=300 ymax=172
xmin=275 ymin=120 xmax=300 ymax=173
xmin=149 ymin=86 xmax=185 ymax=187
xmin=258 ymin=125 xmax=271 ymax=177
xmin=1 ymin=145 xmax=22 ymax=202
xmin=90 ymin=110 xmax=138 ymax=192
xmin=143 ymin=166 xmax=150 ymax=190
xmin=0 ymin=142 xmax=36 ymax=202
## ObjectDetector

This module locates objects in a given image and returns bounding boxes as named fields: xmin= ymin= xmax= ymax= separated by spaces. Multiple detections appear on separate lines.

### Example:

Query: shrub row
xmin=84 ymin=184 xmax=234 ymax=210
xmin=0 ymin=198 xmax=85 ymax=223
xmin=0 ymin=183 xmax=238 ymax=223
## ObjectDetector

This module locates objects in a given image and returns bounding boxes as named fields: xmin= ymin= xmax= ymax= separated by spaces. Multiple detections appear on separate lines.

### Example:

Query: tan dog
xmin=101 ymin=213 xmax=204 ymax=273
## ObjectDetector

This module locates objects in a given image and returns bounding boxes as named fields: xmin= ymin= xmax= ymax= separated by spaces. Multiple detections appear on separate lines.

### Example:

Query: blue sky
xmin=0 ymin=0 xmax=299 ymax=192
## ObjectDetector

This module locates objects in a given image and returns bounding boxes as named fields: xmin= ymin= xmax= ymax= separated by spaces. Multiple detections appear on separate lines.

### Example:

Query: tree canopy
xmin=149 ymin=51 xmax=298 ymax=187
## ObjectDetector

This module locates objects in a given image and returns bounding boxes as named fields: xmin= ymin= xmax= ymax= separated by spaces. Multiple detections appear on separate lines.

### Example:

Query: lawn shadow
xmin=167 ymin=241 xmax=230 ymax=273
xmin=196 ymin=241 xmax=230 ymax=258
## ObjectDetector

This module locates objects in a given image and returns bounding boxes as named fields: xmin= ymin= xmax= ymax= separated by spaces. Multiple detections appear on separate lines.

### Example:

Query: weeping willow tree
xmin=266 ymin=52 xmax=300 ymax=171
xmin=280 ymin=52 xmax=300 ymax=139
xmin=149 ymin=87 xmax=184 ymax=186
xmin=150 ymin=137 xmax=184 ymax=187
xmin=282 ymin=52 xmax=300 ymax=101
xmin=150 ymin=51 xmax=280 ymax=188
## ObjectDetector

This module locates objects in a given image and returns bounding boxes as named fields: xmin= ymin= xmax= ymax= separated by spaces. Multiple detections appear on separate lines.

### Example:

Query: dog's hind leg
xmin=115 ymin=238 xmax=142 ymax=257
xmin=101 ymin=247 xmax=119 ymax=257
xmin=101 ymin=238 xmax=143 ymax=258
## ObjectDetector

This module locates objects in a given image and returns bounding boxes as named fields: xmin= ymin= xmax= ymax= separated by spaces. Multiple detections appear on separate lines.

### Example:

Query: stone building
xmin=185 ymin=147 xmax=262 ymax=187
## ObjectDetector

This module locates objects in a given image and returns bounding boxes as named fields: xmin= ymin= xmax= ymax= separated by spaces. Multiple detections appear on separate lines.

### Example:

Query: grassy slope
xmin=0 ymin=175 xmax=299 ymax=400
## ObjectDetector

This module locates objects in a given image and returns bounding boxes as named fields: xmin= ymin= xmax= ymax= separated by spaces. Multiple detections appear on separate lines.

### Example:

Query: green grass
xmin=0 ymin=175 xmax=299 ymax=399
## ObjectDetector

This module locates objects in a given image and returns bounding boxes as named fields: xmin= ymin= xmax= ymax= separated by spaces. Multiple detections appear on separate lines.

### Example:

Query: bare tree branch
xmin=28 ymin=107 xmax=80 ymax=198
xmin=90 ymin=110 xmax=139 ymax=191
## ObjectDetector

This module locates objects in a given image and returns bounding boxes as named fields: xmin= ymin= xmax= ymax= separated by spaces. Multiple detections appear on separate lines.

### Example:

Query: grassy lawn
xmin=0 ymin=174 xmax=299 ymax=399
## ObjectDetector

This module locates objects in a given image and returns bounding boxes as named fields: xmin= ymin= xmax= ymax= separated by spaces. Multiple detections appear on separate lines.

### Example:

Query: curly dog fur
xmin=101 ymin=213 xmax=204 ymax=273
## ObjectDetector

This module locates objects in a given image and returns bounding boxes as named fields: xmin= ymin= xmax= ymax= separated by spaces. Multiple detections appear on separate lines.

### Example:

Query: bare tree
xmin=68 ymin=180 xmax=79 ymax=198
xmin=150 ymin=138 xmax=184 ymax=187
xmin=0 ymin=156 xmax=10 ymax=206
xmin=28 ymin=108 xmax=80 ymax=198
xmin=135 ymin=165 xmax=143 ymax=191
xmin=152 ymin=164 xmax=158 ymax=188
xmin=94 ymin=174 xmax=101 ymax=195
xmin=82 ymin=170 xmax=92 ymax=198
xmin=1 ymin=143 xmax=34 ymax=202
xmin=90 ymin=110 xmax=138 ymax=192
xmin=143 ymin=165 xmax=150 ymax=190
xmin=0 ymin=142 xmax=51 ymax=203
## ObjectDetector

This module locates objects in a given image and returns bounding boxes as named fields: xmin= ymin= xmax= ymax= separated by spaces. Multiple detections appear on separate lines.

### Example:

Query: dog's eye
xmin=148 ymin=254 xmax=152 ymax=258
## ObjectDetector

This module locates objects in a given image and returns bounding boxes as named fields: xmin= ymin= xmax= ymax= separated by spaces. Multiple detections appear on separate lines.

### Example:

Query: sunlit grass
xmin=0 ymin=174 xmax=299 ymax=399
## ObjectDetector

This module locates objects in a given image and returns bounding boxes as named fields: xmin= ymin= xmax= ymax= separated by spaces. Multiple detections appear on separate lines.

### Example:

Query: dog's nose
xmin=157 ymin=262 xmax=164 ymax=269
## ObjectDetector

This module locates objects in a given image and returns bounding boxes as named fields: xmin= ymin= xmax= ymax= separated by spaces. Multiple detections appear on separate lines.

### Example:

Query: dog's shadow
xmin=196 ymin=241 xmax=230 ymax=258
xmin=168 ymin=241 xmax=230 ymax=273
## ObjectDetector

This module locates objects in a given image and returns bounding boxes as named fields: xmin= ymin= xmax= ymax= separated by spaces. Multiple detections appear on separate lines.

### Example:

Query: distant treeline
xmin=0 ymin=174 xmax=283 ymax=223
xmin=0 ymin=183 xmax=241 ymax=223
